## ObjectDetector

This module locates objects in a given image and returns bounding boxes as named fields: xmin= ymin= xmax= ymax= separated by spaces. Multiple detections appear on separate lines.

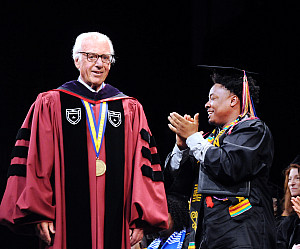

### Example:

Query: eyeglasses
xmin=78 ymin=52 xmax=115 ymax=64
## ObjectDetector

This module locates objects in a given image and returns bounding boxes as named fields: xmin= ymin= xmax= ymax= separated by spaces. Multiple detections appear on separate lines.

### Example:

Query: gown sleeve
xmin=276 ymin=217 xmax=290 ymax=249
xmin=203 ymin=119 xmax=274 ymax=185
xmin=276 ymin=215 xmax=300 ymax=249
xmin=0 ymin=92 xmax=57 ymax=234
xmin=128 ymin=100 xmax=169 ymax=234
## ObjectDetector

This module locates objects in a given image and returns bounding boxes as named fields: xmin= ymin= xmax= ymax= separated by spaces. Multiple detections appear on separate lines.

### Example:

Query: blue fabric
xmin=147 ymin=229 xmax=186 ymax=249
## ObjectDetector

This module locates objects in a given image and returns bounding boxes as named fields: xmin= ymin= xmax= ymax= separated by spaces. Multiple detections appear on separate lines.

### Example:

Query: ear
xmin=74 ymin=57 xmax=80 ymax=70
xmin=230 ymin=95 xmax=239 ymax=107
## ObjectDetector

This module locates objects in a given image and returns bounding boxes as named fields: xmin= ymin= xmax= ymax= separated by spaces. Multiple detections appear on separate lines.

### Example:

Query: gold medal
xmin=96 ymin=159 xmax=106 ymax=176
xmin=82 ymin=100 xmax=108 ymax=176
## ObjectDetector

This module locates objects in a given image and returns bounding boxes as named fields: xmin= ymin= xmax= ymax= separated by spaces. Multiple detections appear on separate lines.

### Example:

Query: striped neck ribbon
xmin=81 ymin=100 xmax=108 ymax=158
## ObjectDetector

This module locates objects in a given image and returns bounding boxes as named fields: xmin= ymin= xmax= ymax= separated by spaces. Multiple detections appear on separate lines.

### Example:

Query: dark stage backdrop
xmin=0 ymin=0 xmax=299 ymax=248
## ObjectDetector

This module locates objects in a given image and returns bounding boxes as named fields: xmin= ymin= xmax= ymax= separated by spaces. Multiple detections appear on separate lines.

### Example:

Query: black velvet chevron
xmin=7 ymin=128 xmax=31 ymax=177
xmin=141 ymin=146 xmax=161 ymax=165
xmin=140 ymin=128 xmax=157 ymax=147
xmin=141 ymin=165 xmax=164 ymax=182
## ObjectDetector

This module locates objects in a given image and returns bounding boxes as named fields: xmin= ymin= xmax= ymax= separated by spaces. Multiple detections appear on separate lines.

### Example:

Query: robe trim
xmin=141 ymin=146 xmax=152 ymax=162
xmin=60 ymin=90 xmax=126 ymax=249
xmin=10 ymin=146 xmax=28 ymax=159
xmin=7 ymin=128 xmax=31 ymax=177
xmin=7 ymin=164 xmax=26 ymax=177
xmin=15 ymin=128 xmax=31 ymax=141
xmin=141 ymin=147 xmax=161 ymax=165
xmin=140 ymin=128 xmax=157 ymax=147
xmin=141 ymin=165 xmax=164 ymax=182
xmin=60 ymin=91 xmax=92 ymax=249
xmin=57 ymin=81 xmax=127 ymax=102
xmin=104 ymin=100 xmax=125 ymax=249
xmin=54 ymin=88 xmax=132 ymax=105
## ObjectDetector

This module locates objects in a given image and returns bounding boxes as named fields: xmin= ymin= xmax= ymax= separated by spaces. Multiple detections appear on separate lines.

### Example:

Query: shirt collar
xmin=77 ymin=76 xmax=105 ymax=93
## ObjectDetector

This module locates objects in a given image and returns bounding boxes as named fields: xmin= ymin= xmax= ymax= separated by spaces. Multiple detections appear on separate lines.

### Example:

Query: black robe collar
xmin=57 ymin=80 xmax=127 ymax=102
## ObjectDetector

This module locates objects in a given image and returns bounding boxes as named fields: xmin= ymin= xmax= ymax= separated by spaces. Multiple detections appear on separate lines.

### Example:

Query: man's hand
xmin=36 ymin=221 xmax=55 ymax=245
xmin=130 ymin=228 xmax=143 ymax=246
xmin=292 ymin=196 xmax=300 ymax=218
xmin=174 ymin=114 xmax=196 ymax=150
xmin=168 ymin=112 xmax=199 ymax=140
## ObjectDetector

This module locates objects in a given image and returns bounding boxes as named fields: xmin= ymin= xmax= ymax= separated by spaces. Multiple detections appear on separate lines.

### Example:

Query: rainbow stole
xmin=228 ymin=197 xmax=252 ymax=217
xmin=206 ymin=116 xmax=241 ymax=147
xmin=188 ymin=242 xmax=196 ymax=249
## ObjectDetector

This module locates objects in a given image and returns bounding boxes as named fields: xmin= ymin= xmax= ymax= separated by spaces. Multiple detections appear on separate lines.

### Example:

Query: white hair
xmin=72 ymin=32 xmax=115 ymax=61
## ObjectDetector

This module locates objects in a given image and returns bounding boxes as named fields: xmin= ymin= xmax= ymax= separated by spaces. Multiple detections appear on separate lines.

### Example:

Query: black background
xmin=0 ymin=0 xmax=299 ymax=248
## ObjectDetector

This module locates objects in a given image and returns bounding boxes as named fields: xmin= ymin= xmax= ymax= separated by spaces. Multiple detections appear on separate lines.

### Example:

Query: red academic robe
xmin=0 ymin=88 xmax=168 ymax=249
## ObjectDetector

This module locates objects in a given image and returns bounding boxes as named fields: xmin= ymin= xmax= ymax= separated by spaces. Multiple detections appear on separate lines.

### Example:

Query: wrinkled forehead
xmin=81 ymin=37 xmax=112 ymax=54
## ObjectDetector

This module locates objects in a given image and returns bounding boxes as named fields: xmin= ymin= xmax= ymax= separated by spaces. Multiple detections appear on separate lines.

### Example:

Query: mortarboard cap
xmin=197 ymin=65 xmax=258 ymax=76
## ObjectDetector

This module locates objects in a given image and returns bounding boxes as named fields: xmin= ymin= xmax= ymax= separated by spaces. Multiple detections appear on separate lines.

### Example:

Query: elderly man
xmin=0 ymin=32 xmax=168 ymax=249
xmin=166 ymin=66 xmax=276 ymax=248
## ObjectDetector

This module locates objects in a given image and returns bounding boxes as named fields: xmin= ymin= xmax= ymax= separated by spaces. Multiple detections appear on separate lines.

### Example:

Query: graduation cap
xmin=197 ymin=65 xmax=258 ymax=118
xmin=291 ymin=155 xmax=300 ymax=165
xmin=197 ymin=65 xmax=259 ymax=75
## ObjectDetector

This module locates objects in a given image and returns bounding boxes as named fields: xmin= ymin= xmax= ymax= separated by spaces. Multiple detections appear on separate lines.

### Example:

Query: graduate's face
xmin=288 ymin=168 xmax=300 ymax=197
xmin=74 ymin=37 xmax=111 ymax=90
xmin=205 ymin=83 xmax=237 ymax=127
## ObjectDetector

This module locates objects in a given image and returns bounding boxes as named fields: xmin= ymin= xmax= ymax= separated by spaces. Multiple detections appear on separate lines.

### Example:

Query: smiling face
xmin=205 ymin=83 xmax=240 ymax=127
xmin=74 ymin=37 xmax=112 ymax=90
xmin=288 ymin=167 xmax=300 ymax=197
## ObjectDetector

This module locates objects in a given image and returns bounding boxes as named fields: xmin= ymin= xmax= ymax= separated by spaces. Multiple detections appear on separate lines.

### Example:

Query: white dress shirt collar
xmin=77 ymin=76 xmax=105 ymax=93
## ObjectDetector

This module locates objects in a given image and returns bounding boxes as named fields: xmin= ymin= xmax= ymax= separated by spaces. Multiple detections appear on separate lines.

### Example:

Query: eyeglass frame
xmin=78 ymin=51 xmax=116 ymax=64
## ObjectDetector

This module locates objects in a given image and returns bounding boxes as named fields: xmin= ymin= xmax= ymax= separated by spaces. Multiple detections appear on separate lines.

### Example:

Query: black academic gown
xmin=277 ymin=214 xmax=300 ymax=249
xmin=165 ymin=118 xmax=276 ymax=249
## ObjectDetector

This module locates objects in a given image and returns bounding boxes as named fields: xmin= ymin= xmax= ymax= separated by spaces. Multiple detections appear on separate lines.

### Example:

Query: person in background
xmin=269 ymin=181 xmax=284 ymax=225
xmin=146 ymin=194 xmax=189 ymax=249
xmin=0 ymin=32 xmax=168 ymax=249
xmin=277 ymin=155 xmax=300 ymax=249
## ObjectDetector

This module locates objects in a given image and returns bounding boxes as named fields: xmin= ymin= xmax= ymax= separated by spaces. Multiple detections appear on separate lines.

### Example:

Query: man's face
xmin=74 ymin=37 xmax=111 ymax=89
xmin=205 ymin=83 xmax=235 ymax=127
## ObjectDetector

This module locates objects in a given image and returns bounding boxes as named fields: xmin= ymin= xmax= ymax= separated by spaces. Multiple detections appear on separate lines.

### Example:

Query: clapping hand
xmin=291 ymin=196 xmax=300 ymax=218
xmin=168 ymin=112 xmax=200 ymax=150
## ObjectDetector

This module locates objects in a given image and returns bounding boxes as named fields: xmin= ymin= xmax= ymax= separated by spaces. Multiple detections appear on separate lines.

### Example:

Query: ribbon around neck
xmin=81 ymin=100 xmax=108 ymax=158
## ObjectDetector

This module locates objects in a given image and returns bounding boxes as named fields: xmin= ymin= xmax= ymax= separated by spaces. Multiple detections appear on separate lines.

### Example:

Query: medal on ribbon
xmin=81 ymin=100 xmax=108 ymax=176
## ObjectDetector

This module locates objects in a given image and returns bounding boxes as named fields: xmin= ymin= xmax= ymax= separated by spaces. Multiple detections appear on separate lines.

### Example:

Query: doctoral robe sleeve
xmin=0 ymin=92 xmax=57 ymax=233
xmin=128 ymin=100 xmax=168 ymax=233
xmin=203 ymin=119 xmax=274 ymax=185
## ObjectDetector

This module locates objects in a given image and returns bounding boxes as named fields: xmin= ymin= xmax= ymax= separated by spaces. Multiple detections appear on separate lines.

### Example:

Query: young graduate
xmin=166 ymin=65 xmax=276 ymax=248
